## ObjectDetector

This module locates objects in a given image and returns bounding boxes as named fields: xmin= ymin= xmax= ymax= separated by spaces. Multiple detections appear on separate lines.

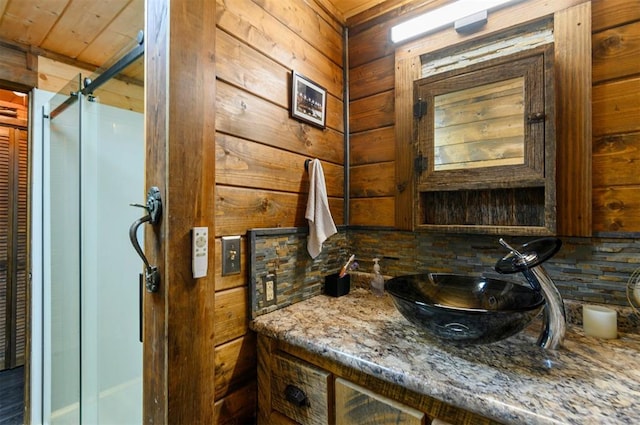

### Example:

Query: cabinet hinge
xmin=527 ymin=112 xmax=545 ymax=123
xmin=414 ymin=153 xmax=427 ymax=175
xmin=413 ymin=98 xmax=427 ymax=119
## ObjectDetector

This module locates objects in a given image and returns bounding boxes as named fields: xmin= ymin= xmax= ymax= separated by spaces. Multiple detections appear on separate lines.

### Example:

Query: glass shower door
xmin=43 ymin=75 xmax=144 ymax=424
xmin=79 ymin=84 xmax=144 ymax=425
xmin=44 ymin=75 xmax=82 ymax=424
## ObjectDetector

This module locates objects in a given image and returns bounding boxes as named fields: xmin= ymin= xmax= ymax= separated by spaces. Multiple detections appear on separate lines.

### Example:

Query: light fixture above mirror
xmin=390 ymin=0 xmax=519 ymax=43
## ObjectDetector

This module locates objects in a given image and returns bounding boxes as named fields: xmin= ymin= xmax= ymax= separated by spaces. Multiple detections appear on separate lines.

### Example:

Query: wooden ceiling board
xmin=76 ymin=0 xmax=143 ymax=67
xmin=124 ymin=56 xmax=144 ymax=77
xmin=0 ymin=0 xmax=69 ymax=46
xmin=329 ymin=0 xmax=389 ymax=19
xmin=40 ymin=0 xmax=130 ymax=59
xmin=106 ymin=55 xmax=143 ymax=82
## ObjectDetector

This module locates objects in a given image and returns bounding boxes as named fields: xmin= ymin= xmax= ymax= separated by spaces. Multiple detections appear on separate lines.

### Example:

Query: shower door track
xmin=48 ymin=30 xmax=144 ymax=119
xmin=82 ymin=32 xmax=144 ymax=96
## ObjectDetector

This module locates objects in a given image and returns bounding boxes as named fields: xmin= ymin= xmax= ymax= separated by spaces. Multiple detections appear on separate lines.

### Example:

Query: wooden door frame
xmin=144 ymin=0 xmax=217 ymax=422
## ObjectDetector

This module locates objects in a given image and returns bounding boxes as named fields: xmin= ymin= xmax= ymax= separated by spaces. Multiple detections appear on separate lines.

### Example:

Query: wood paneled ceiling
xmin=0 ymin=0 xmax=145 ymax=83
xmin=330 ymin=0 xmax=392 ymax=19
xmin=330 ymin=0 xmax=420 ymax=21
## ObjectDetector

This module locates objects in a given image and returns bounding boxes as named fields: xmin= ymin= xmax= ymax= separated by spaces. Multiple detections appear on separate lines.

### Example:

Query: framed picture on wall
xmin=291 ymin=71 xmax=327 ymax=128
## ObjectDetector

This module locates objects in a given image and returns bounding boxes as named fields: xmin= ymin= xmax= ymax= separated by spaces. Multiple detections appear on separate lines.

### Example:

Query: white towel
xmin=305 ymin=159 xmax=337 ymax=258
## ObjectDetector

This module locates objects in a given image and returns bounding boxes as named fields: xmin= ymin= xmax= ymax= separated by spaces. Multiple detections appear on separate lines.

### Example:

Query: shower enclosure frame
xmin=34 ymin=35 xmax=145 ymax=424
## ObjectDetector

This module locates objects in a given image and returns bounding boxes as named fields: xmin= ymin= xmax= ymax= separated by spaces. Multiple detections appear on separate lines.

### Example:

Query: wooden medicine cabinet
xmin=413 ymin=45 xmax=556 ymax=235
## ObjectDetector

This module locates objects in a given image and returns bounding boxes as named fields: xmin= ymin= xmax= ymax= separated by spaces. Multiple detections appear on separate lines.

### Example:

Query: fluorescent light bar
xmin=391 ymin=0 xmax=517 ymax=43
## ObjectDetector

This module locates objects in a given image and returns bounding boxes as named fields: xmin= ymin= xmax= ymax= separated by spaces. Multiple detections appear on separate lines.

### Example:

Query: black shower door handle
xmin=129 ymin=186 xmax=162 ymax=293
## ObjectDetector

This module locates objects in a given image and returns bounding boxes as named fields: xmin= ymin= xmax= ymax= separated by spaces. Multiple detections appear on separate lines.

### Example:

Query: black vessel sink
xmin=386 ymin=273 xmax=545 ymax=345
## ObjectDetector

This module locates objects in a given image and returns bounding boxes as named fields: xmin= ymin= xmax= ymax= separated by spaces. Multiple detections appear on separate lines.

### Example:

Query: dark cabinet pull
xmin=285 ymin=384 xmax=310 ymax=407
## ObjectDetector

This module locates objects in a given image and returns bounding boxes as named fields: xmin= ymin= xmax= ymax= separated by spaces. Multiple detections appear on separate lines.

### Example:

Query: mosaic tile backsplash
xmin=249 ymin=227 xmax=640 ymax=318
xmin=348 ymin=230 xmax=640 ymax=306
xmin=249 ymin=227 xmax=349 ymax=318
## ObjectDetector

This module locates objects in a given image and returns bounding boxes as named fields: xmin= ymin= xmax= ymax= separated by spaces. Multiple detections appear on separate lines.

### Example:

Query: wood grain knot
xmin=609 ymin=219 xmax=623 ymax=231
xmin=601 ymin=34 xmax=622 ymax=50
xmin=605 ymin=200 xmax=625 ymax=211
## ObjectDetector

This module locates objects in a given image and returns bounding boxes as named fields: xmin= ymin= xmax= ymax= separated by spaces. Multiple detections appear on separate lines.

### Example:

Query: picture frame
xmin=291 ymin=71 xmax=327 ymax=128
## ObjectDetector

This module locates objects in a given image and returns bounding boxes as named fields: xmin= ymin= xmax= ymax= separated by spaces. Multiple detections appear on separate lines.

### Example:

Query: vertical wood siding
xmin=143 ymin=0 xmax=218 ymax=422
xmin=214 ymin=0 xmax=344 ymax=421
xmin=554 ymin=3 xmax=592 ymax=236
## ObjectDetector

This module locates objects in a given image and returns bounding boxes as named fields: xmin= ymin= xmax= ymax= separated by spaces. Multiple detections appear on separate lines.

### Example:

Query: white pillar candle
xmin=583 ymin=305 xmax=617 ymax=339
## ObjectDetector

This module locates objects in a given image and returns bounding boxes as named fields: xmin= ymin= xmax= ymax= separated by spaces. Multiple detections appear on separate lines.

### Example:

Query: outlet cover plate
xmin=221 ymin=236 xmax=241 ymax=276
xmin=263 ymin=273 xmax=277 ymax=306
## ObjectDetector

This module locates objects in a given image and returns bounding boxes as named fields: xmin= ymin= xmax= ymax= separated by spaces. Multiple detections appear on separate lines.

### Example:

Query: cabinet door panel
xmin=271 ymin=353 xmax=331 ymax=425
xmin=335 ymin=378 xmax=425 ymax=425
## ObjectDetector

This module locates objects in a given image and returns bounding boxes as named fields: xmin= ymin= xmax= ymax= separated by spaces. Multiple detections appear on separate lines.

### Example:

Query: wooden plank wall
xmin=348 ymin=0 xmax=449 ymax=228
xmin=215 ymin=0 xmax=344 ymax=422
xmin=351 ymin=0 xmax=579 ymax=230
xmin=349 ymin=0 xmax=639 ymax=235
xmin=591 ymin=0 xmax=640 ymax=233
xmin=348 ymin=20 xmax=396 ymax=227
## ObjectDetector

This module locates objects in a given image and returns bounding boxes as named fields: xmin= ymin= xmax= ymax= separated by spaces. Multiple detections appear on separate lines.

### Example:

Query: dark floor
xmin=0 ymin=366 xmax=24 ymax=425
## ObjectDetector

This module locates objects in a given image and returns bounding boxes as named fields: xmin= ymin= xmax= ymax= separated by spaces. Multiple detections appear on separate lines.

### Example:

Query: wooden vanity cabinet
xmin=335 ymin=378 xmax=425 ymax=424
xmin=270 ymin=352 xmax=332 ymax=425
xmin=257 ymin=334 xmax=503 ymax=425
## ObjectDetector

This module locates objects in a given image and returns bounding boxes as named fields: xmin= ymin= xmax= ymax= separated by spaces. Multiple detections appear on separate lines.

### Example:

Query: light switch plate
xmin=221 ymin=236 xmax=241 ymax=276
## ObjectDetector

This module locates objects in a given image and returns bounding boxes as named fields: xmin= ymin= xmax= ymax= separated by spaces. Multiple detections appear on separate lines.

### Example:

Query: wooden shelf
xmin=418 ymin=187 xmax=548 ymax=233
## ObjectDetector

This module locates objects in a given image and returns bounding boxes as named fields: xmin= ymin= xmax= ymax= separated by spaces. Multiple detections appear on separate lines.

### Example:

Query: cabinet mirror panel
xmin=413 ymin=44 xmax=555 ymax=234
xmin=433 ymin=76 xmax=525 ymax=171
xmin=415 ymin=45 xmax=552 ymax=191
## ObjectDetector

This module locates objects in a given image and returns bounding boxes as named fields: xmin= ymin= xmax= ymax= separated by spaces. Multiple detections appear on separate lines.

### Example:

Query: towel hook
xmin=304 ymin=159 xmax=312 ymax=172
xmin=129 ymin=186 xmax=162 ymax=292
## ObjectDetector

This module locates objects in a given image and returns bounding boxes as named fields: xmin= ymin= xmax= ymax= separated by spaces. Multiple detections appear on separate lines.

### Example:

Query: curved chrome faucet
xmin=496 ymin=238 xmax=566 ymax=350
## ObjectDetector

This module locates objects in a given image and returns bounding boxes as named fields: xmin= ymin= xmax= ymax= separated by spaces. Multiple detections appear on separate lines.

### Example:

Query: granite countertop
xmin=250 ymin=288 xmax=640 ymax=425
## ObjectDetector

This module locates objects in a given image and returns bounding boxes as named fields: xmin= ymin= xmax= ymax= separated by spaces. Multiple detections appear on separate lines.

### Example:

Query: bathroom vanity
xmin=251 ymin=289 xmax=640 ymax=424
xmin=256 ymin=333 xmax=499 ymax=425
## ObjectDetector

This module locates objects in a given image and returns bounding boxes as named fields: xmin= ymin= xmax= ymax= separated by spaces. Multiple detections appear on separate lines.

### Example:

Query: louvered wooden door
xmin=0 ymin=124 xmax=28 ymax=370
